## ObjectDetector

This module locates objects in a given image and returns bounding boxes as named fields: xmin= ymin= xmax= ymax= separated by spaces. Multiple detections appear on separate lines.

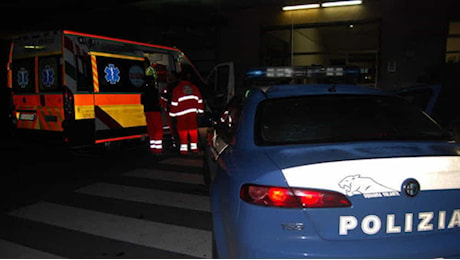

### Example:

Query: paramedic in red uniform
xmin=141 ymin=60 xmax=163 ymax=154
xmin=169 ymin=68 xmax=204 ymax=155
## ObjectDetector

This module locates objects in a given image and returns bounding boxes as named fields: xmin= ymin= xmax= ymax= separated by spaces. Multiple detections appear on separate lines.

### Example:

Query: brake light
xmin=63 ymin=86 xmax=75 ymax=119
xmin=240 ymin=184 xmax=351 ymax=208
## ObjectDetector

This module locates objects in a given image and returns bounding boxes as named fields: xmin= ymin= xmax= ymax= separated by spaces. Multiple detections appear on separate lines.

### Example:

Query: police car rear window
xmin=254 ymin=94 xmax=449 ymax=145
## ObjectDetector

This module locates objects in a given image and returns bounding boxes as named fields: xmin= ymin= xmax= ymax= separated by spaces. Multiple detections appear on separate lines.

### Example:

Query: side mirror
xmin=210 ymin=129 xmax=229 ymax=160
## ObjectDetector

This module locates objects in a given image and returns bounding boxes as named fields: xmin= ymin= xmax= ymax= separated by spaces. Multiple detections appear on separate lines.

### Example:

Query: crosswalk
xmin=0 ymin=154 xmax=212 ymax=258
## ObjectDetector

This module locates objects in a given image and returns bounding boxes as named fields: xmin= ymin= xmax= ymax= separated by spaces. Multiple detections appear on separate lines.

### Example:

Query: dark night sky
xmin=0 ymin=0 xmax=272 ymax=41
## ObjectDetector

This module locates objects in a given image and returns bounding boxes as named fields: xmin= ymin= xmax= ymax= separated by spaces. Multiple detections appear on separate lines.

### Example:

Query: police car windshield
xmin=255 ymin=94 xmax=450 ymax=145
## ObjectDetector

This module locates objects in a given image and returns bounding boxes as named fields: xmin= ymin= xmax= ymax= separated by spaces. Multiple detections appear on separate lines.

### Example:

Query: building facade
xmin=203 ymin=0 xmax=459 ymax=91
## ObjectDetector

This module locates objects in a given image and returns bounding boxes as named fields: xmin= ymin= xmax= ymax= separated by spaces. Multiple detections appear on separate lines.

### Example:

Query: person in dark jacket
xmin=141 ymin=60 xmax=163 ymax=154
xmin=160 ymin=71 xmax=180 ymax=151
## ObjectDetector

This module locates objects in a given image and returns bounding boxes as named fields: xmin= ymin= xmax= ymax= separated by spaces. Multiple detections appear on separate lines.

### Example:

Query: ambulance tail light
xmin=63 ymin=86 xmax=75 ymax=120
xmin=62 ymin=86 xmax=75 ymax=139
xmin=240 ymin=184 xmax=351 ymax=208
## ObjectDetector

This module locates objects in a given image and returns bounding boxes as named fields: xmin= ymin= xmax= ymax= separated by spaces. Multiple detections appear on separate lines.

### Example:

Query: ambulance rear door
xmin=11 ymin=31 xmax=67 ymax=141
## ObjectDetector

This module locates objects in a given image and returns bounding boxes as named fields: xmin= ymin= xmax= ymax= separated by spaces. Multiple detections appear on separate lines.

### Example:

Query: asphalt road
xmin=0 ymin=137 xmax=211 ymax=258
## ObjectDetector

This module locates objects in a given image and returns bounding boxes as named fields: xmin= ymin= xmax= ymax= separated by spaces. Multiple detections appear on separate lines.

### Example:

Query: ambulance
xmin=6 ymin=30 xmax=234 ymax=148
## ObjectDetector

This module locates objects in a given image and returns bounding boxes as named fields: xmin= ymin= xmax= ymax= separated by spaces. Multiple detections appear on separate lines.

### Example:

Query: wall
xmin=215 ymin=0 xmax=458 ymax=91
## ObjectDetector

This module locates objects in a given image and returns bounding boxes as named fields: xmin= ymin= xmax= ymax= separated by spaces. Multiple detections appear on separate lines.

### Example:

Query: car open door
xmin=205 ymin=62 xmax=235 ymax=116
xmin=395 ymin=84 xmax=460 ymax=142
xmin=394 ymin=84 xmax=442 ymax=116
xmin=198 ymin=62 xmax=235 ymax=149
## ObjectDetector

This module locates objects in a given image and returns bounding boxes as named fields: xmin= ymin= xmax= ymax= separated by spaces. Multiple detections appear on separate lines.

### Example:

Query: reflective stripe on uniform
xmin=178 ymin=95 xmax=201 ymax=103
xmin=150 ymin=139 xmax=162 ymax=150
xmin=169 ymin=108 xmax=200 ymax=117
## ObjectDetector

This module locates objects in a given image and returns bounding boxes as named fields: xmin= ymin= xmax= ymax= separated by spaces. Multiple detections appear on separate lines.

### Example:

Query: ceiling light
xmin=282 ymin=3 xmax=321 ymax=11
xmin=321 ymin=0 xmax=362 ymax=8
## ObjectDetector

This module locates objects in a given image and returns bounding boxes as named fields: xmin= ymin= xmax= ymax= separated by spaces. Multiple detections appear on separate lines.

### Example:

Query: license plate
xmin=19 ymin=113 xmax=35 ymax=121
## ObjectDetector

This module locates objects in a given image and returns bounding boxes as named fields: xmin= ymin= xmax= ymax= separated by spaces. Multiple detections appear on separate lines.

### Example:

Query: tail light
xmin=63 ymin=87 xmax=75 ymax=120
xmin=62 ymin=87 xmax=75 ymax=143
xmin=240 ymin=184 xmax=351 ymax=208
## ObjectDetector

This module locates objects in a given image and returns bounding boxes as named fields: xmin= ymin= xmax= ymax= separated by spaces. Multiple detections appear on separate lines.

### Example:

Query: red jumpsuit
xmin=141 ymin=77 xmax=163 ymax=154
xmin=169 ymin=80 xmax=204 ymax=154
xmin=144 ymin=111 xmax=163 ymax=153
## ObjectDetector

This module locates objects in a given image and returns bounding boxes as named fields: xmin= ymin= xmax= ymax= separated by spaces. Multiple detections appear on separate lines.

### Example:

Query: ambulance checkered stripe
xmin=91 ymin=55 xmax=99 ymax=92
xmin=282 ymin=156 xmax=460 ymax=195
xmin=64 ymin=35 xmax=74 ymax=53
xmin=36 ymin=106 xmax=64 ymax=131
xmin=63 ymin=34 xmax=87 ymax=91
xmin=17 ymin=106 xmax=63 ymax=131
xmin=17 ymin=115 xmax=38 ymax=129
xmin=64 ymin=35 xmax=78 ymax=90
xmin=1 ymin=156 xmax=211 ymax=259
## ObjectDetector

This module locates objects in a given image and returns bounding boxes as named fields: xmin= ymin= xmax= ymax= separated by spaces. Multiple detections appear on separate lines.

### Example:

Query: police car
xmin=205 ymin=66 xmax=460 ymax=258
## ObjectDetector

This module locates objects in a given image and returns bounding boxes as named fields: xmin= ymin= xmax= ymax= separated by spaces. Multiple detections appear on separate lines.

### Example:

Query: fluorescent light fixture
xmin=282 ymin=3 xmax=320 ymax=11
xmin=24 ymin=45 xmax=45 ymax=49
xmin=321 ymin=0 xmax=362 ymax=8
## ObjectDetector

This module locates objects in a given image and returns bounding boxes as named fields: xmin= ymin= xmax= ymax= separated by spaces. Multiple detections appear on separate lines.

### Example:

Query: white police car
xmin=205 ymin=66 xmax=460 ymax=258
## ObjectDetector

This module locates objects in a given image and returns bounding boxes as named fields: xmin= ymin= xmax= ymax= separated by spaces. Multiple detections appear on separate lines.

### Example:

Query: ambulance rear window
xmin=12 ymin=58 xmax=35 ymax=93
xmin=38 ymin=55 xmax=61 ymax=92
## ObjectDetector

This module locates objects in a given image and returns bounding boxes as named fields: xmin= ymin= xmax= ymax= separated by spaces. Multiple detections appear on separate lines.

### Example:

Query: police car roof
xmin=249 ymin=84 xmax=395 ymax=99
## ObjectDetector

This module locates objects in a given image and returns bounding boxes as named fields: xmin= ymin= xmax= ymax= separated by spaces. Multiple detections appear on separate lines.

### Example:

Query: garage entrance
xmin=260 ymin=20 xmax=380 ymax=86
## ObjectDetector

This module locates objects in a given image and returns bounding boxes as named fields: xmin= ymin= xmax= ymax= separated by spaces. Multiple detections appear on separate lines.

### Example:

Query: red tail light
xmin=240 ymin=184 xmax=351 ymax=208
xmin=63 ymin=87 xmax=75 ymax=119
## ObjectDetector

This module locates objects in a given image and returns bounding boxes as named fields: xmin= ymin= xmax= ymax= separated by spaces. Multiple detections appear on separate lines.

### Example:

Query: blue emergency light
xmin=246 ymin=65 xmax=362 ymax=79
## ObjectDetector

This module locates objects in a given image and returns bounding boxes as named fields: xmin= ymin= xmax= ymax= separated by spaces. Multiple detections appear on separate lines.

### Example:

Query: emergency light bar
xmin=246 ymin=65 xmax=360 ymax=79
xmin=246 ymin=66 xmax=308 ymax=78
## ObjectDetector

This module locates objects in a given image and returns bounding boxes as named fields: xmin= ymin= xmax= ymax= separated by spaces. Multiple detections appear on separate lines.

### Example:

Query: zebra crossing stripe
xmin=122 ymin=168 xmax=204 ymax=185
xmin=8 ymin=202 xmax=212 ymax=259
xmin=75 ymin=182 xmax=211 ymax=212
xmin=0 ymin=239 xmax=62 ymax=259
